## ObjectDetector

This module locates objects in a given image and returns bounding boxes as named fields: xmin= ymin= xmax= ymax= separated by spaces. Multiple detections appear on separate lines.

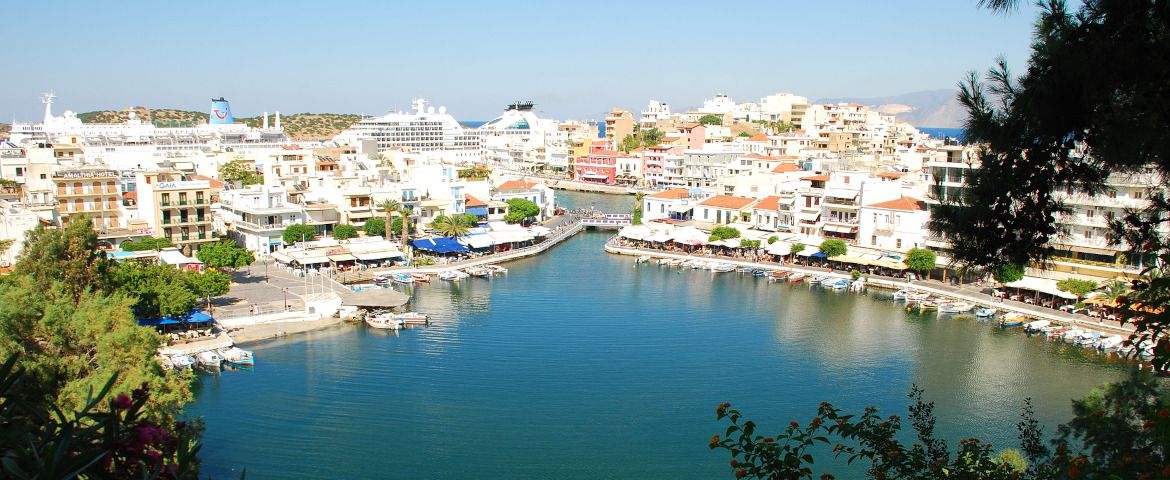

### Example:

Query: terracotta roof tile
xmin=193 ymin=175 xmax=225 ymax=189
xmin=771 ymin=163 xmax=800 ymax=173
xmin=801 ymin=174 xmax=830 ymax=182
xmin=877 ymin=172 xmax=905 ymax=179
xmin=497 ymin=180 xmax=539 ymax=190
xmin=698 ymin=195 xmax=756 ymax=210
xmin=865 ymin=197 xmax=926 ymax=211
xmin=464 ymin=194 xmax=487 ymax=207
xmin=753 ymin=195 xmax=782 ymax=211
xmin=646 ymin=188 xmax=690 ymax=199
xmin=746 ymin=134 xmax=769 ymax=142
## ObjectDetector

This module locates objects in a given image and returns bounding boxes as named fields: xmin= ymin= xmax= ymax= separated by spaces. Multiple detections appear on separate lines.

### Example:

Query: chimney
xmin=275 ymin=111 xmax=281 ymax=129
xmin=263 ymin=112 xmax=269 ymax=129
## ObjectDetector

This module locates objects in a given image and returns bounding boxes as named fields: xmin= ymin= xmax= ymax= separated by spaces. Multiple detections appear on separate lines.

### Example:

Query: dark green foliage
xmin=790 ymin=242 xmax=807 ymax=257
xmin=195 ymin=240 xmax=254 ymax=269
xmin=112 ymin=262 xmax=197 ymax=319
xmin=819 ymin=239 xmax=847 ymax=258
xmin=712 ymin=375 xmax=1170 ymax=479
xmin=1056 ymin=278 xmax=1098 ymax=299
xmin=504 ymin=198 xmax=540 ymax=224
xmin=363 ymin=218 xmax=386 ymax=237
xmin=16 ymin=219 xmax=113 ymax=303
xmin=699 ymin=114 xmax=722 ymax=126
xmin=632 ymin=192 xmax=644 ymax=225
xmin=767 ymin=236 xmax=779 ymax=244
xmin=332 ymin=224 xmax=359 ymax=240
xmin=0 ymin=355 xmax=204 ymax=478
xmin=182 ymin=269 xmax=231 ymax=313
xmin=282 ymin=224 xmax=317 ymax=245
xmin=709 ymin=226 xmax=740 ymax=242
xmin=122 ymin=237 xmax=173 ymax=252
xmin=431 ymin=215 xmax=472 ymax=238
xmin=739 ymin=239 xmax=761 ymax=249
xmin=903 ymin=248 xmax=937 ymax=275
xmin=992 ymin=262 xmax=1025 ymax=284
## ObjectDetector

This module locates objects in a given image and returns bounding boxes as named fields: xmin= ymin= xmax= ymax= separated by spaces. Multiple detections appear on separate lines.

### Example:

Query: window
xmin=896 ymin=238 xmax=902 ymax=249
xmin=1134 ymin=190 xmax=1143 ymax=199
xmin=871 ymin=235 xmax=877 ymax=245
xmin=1085 ymin=229 xmax=1093 ymax=239
xmin=1086 ymin=209 xmax=1093 ymax=218
xmin=704 ymin=208 xmax=709 ymax=220
xmin=14 ymin=167 xmax=23 ymax=176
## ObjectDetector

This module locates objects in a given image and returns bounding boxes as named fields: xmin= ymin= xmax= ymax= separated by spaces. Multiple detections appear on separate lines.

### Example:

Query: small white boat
xmin=484 ymin=265 xmax=508 ymax=274
xmin=438 ymin=270 xmax=468 ymax=281
xmin=396 ymin=312 xmax=429 ymax=326
xmin=787 ymin=272 xmax=805 ymax=283
xmin=849 ymin=280 xmax=865 ymax=291
xmin=465 ymin=267 xmax=490 ymax=277
xmin=710 ymin=263 xmax=735 ymax=273
xmin=410 ymin=273 xmax=431 ymax=283
xmin=892 ymin=289 xmax=911 ymax=300
xmin=1023 ymin=319 xmax=1051 ymax=332
xmin=219 ymin=347 xmax=255 ymax=367
xmin=636 ymin=255 xmax=652 ymax=264
xmin=366 ymin=312 xmax=403 ymax=330
xmin=390 ymin=273 xmax=414 ymax=284
xmin=1097 ymin=335 xmax=1124 ymax=351
xmin=974 ymin=307 xmax=997 ymax=318
xmin=939 ymin=302 xmax=974 ymax=314
xmin=169 ymin=353 xmax=195 ymax=369
xmin=657 ymin=258 xmax=673 ymax=265
xmin=196 ymin=350 xmax=223 ymax=369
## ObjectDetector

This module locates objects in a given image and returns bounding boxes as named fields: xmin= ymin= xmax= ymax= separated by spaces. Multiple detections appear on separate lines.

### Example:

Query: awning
xmin=460 ymin=234 xmax=495 ymax=249
xmin=874 ymin=258 xmax=908 ymax=270
xmin=138 ymin=310 xmax=213 ymax=327
xmin=328 ymin=253 xmax=357 ymax=262
xmin=668 ymin=204 xmax=694 ymax=213
xmin=795 ymin=245 xmax=821 ymax=256
xmin=766 ymin=241 xmax=791 ymax=256
xmin=796 ymin=212 xmax=820 ymax=222
xmin=1005 ymin=276 xmax=1078 ymax=299
xmin=353 ymin=250 xmax=403 ymax=261
xmin=831 ymin=254 xmax=875 ymax=266
xmin=290 ymin=250 xmax=329 ymax=264
xmin=646 ymin=229 xmax=674 ymax=243
xmin=824 ymin=188 xmax=859 ymax=200
xmin=271 ymin=251 xmax=293 ymax=264
xmin=620 ymin=225 xmax=652 ymax=240
xmin=529 ymin=226 xmax=552 ymax=237
xmin=411 ymin=237 xmax=469 ymax=253
xmin=582 ymin=174 xmax=608 ymax=179
xmin=823 ymin=225 xmax=857 ymax=233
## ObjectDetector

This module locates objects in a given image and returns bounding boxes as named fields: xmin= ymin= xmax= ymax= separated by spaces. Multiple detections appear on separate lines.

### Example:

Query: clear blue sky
xmin=3 ymin=0 xmax=1042 ymax=122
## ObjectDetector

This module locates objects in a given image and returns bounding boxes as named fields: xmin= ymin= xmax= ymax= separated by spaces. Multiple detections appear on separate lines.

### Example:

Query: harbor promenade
xmin=603 ymin=238 xmax=1138 ymax=338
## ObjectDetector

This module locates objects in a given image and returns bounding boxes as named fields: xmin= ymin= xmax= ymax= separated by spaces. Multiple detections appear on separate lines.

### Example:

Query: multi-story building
xmin=695 ymin=195 xmax=756 ymax=226
xmin=640 ymin=100 xmax=671 ymax=129
xmin=136 ymin=171 xmax=216 ymax=252
xmin=575 ymin=149 xmax=618 ymax=185
xmin=219 ymin=184 xmax=305 ymax=253
xmin=604 ymin=108 xmax=635 ymax=145
xmin=858 ymin=197 xmax=930 ymax=252
xmin=53 ymin=168 xmax=123 ymax=231
xmin=642 ymin=188 xmax=697 ymax=222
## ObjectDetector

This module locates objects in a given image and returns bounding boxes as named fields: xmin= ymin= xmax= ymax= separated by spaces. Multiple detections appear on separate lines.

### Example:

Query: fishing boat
xmin=938 ymin=302 xmax=975 ymax=314
xmin=366 ymin=312 xmax=403 ymax=330
xmin=849 ymin=280 xmax=865 ymax=292
xmin=808 ymin=275 xmax=825 ymax=284
xmin=710 ymin=263 xmax=735 ymax=273
xmin=787 ymin=272 xmax=805 ymax=283
xmin=438 ymin=270 xmax=468 ymax=281
xmin=396 ymin=312 xmax=429 ymax=326
xmin=1023 ymin=319 xmax=1051 ymax=332
xmin=219 ymin=346 xmax=255 ymax=367
xmin=828 ymin=279 xmax=850 ymax=289
xmin=892 ymin=289 xmax=912 ymax=300
xmin=410 ymin=273 xmax=431 ymax=283
xmin=465 ymin=267 xmax=490 ymax=277
xmin=373 ymin=276 xmax=390 ymax=286
xmin=657 ymin=258 xmax=673 ymax=265
xmin=998 ymin=312 xmax=1025 ymax=328
xmin=390 ymin=273 xmax=414 ymax=284
xmin=736 ymin=266 xmax=755 ymax=274
xmin=771 ymin=270 xmax=791 ymax=281
xmin=168 ymin=354 xmax=195 ymax=369
xmin=484 ymin=265 xmax=508 ymax=274
xmin=636 ymin=255 xmax=652 ymax=264
xmin=752 ymin=268 xmax=769 ymax=277
xmin=1096 ymin=335 xmax=1123 ymax=351
xmin=906 ymin=292 xmax=931 ymax=302
xmin=910 ymin=300 xmax=938 ymax=312
xmin=974 ymin=307 xmax=997 ymax=318
xmin=195 ymin=350 xmax=223 ymax=370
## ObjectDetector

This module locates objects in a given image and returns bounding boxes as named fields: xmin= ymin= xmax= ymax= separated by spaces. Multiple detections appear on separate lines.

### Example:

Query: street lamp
xmin=282 ymin=287 xmax=288 ymax=311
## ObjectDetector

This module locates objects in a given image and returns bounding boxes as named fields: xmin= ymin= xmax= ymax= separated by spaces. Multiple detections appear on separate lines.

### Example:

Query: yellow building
xmin=604 ymin=108 xmax=635 ymax=145
xmin=136 ymin=171 xmax=217 ymax=251
xmin=53 ymin=168 xmax=122 ymax=231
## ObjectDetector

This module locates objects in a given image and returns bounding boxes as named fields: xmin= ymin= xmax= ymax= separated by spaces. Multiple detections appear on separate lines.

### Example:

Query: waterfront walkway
xmin=603 ymin=238 xmax=1137 ymax=337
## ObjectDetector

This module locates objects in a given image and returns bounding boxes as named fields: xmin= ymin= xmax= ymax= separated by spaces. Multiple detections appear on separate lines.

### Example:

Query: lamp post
xmin=282 ymin=287 xmax=288 ymax=312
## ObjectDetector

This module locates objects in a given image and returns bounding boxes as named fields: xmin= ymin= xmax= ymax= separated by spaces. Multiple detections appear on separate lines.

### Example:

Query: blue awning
xmin=411 ymin=237 xmax=469 ymax=253
xmin=811 ymin=252 xmax=827 ymax=259
xmin=139 ymin=309 xmax=214 ymax=327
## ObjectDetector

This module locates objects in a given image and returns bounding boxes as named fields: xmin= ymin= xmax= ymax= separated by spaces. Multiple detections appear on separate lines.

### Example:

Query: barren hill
xmin=74 ymin=108 xmax=361 ymax=141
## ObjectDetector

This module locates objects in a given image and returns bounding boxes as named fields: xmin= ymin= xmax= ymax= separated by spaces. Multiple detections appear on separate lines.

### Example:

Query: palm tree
xmin=379 ymin=199 xmax=401 ymax=240
xmin=400 ymin=206 xmax=412 ymax=259
xmin=431 ymin=215 xmax=472 ymax=238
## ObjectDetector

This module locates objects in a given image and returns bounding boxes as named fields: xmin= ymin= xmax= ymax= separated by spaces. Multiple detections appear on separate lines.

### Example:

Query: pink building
xmin=576 ymin=149 xmax=618 ymax=185
xmin=675 ymin=123 xmax=706 ymax=150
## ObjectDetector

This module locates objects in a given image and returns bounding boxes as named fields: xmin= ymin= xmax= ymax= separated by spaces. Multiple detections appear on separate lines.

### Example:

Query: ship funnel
xmin=210 ymin=97 xmax=234 ymax=124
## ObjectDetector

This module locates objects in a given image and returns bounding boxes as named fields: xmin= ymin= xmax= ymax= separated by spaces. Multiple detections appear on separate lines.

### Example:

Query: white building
xmin=218 ymin=185 xmax=305 ymax=253
xmin=334 ymin=98 xmax=484 ymax=164
xmin=858 ymin=197 xmax=931 ymax=252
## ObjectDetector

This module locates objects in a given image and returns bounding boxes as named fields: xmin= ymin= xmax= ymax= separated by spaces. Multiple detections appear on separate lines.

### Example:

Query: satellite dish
xmin=438 ymin=106 xmax=447 ymax=114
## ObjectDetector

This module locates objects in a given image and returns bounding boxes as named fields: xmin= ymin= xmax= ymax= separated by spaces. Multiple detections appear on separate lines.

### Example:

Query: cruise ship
xmin=8 ymin=94 xmax=292 ymax=169
xmin=332 ymin=98 xmax=484 ymax=163
xmin=477 ymin=100 xmax=567 ymax=170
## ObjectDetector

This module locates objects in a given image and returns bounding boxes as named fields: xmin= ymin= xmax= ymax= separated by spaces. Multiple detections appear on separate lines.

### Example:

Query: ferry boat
xmin=219 ymin=347 xmax=255 ymax=367
xmin=333 ymin=98 xmax=484 ymax=163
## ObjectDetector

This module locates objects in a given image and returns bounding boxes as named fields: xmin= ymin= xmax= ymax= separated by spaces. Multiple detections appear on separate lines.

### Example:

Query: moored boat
xmin=168 ymin=354 xmax=195 ymax=369
xmin=484 ymin=265 xmax=508 ymax=274
xmin=390 ymin=273 xmax=414 ymax=284
xmin=637 ymin=255 xmax=652 ymax=264
xmin=438 ymin=270 xmax=468 ymax=281
xmin=366 ymin=312 xmax=403 ymax=330
xmin=771 ymin=270 xmax=791 ymax=281
xmin=938 ymin=302 xmax=974 ymax=314
xmin=1023 ymin=319 xmax=1051 ymax=332
xmin=710 ymin=263 xmax=735 ymax=273
xmin=396 ymin=312 xmax=429 ymax=326
xmin=410 ymin=273 xmax=431 ymax=283
xmin=219 ymin=346 xmax=255 ymax=367
xmin=196 ymin=350 xmax=223 ymax=370
xmin=998 ymin=312 xmax=1025 ymax=328
xmin=974 ymin=307 xmax=997 ymax=318
xmin=911 ymin=300 xmax=938 ymax=312
xmin=787 ymin=272 xmax=805 ymax=283
xmin=465 ymin=267 xmax=490 ymax=277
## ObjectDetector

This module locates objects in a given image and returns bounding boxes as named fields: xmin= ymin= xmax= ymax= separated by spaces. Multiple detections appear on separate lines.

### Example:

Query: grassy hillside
xmin=0 ymin=123 xmax=9 ymax=138
xmin=75 ymin=108 xmax=361 ymax=141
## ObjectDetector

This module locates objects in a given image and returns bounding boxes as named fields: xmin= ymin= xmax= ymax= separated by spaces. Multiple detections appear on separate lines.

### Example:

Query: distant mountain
xmin=75 ymin=108 xmax=361 ymax=141
xmin=816 ymin=89 xmax=965 ymax=128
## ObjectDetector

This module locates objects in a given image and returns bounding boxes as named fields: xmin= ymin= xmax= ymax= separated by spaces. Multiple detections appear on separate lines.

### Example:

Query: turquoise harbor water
xmin=187 ymin=192 xmax=1128 ymax=479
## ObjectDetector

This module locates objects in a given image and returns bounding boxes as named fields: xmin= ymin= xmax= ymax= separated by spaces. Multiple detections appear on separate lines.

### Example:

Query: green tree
xmin=620 ymin=134 xmax=641 ymax=153
xmin=903 ymin=247 xmax=937 ymax=280
xmin=991 ymin=262 xmax=1025 ymax=284
xmin=399 ymin=206 xmax=412 ymax=259
xmin=218 ymin=159 xmax=261 ymax=186
xmin=698 ymin=114 xmax=722 ymax=126
xmin=737 ymin=131 xmax=752 ymax=138
xmin=379 ymin=199 xmax=402 ymax=239
xmin=739 ymin=239 xmax=761 ymax=249
xmin=504 ymin=198 xmax=540 ymax=224
xmin=819 ymin=239 xmax=847 ymax=258
xmin=122 ymin=237 xmax=173 ymax=252
xmin=631 ymin=192 xmax=644 ymax=225
xmin=709 ymin=226 xmax=741 ymax=242
xmin=363 ymin=217 xmax=386 ymax=237
xmin=16 ymin=219 xmax=113 ymax=303
xmin=182 ymin=269 xmax=231 ymax=314
xmin=332 ymin=224 xmax=359 ymax=240
xmin=195 ymin=240 xmax=254 ymax=270
xmin=1056 ymin=278 xmax=1098 ymax=301
xmin=790 ymin=242 xmax=807 ymax=261
xmin=282 ymin=223 xmax=317 ymax=245
xmin=767 ymin=236 xmax=779 ymax=244
xmin=112 ymin=262 xmax=197 ymax=319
